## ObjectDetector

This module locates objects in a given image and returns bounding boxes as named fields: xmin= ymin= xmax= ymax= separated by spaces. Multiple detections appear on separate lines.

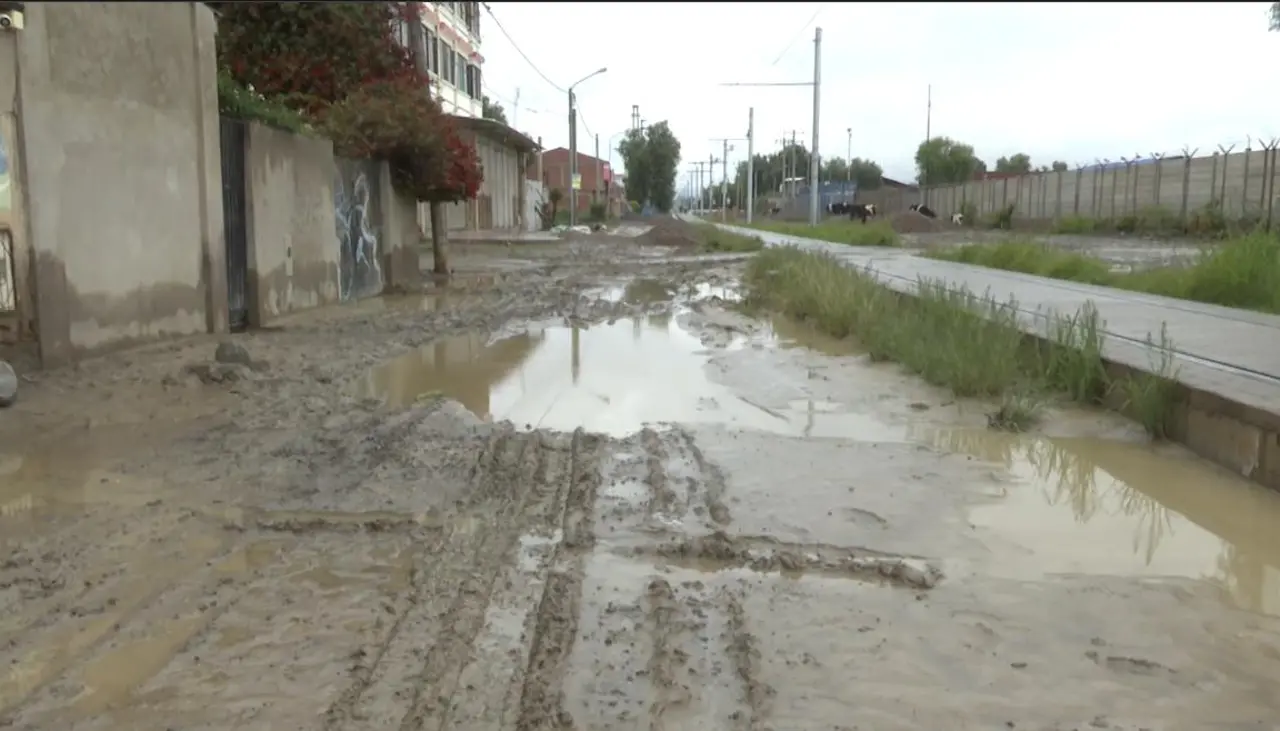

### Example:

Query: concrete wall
xmin=241 ymin=122 xmax=421 ymax=325
xmin=919 ymin=149 xmax=1280 ymax=226
xmin=11 ymin=2 xmax=226 ymax=365
xmin=0 ymin=30 xmax=33 ymax=343
xmin=243 ymin=123 xmax=341 ymax=326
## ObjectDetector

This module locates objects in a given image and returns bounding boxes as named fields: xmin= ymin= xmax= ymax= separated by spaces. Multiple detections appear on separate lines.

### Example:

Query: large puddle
xmin=357 ymin=284 xmax=1280 ymax=616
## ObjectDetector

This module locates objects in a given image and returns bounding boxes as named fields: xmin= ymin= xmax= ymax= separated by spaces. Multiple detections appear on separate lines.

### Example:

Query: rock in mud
xmin=214 ymin=340 xmax=253 ymax=366
xmin=0 ymin=360 xmax=15 ymax=407
xmin=184 ymin=362 xmax=249 ymax=385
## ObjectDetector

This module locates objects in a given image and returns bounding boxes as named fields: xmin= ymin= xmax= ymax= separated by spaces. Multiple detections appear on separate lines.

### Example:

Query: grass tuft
xmin=746 ymin=246 xmax=1180 ymax=438
xmin=928 ymin=230 xmax=1280 ymax=313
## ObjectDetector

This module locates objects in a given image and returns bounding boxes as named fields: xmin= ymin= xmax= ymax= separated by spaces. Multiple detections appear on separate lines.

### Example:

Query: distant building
xmin=526 ymin=148 xmax=623 ymax=214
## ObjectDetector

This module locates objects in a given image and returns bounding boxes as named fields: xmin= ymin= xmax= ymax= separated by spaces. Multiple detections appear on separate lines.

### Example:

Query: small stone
xmin=214 ymin=341 xmax=252 ymax=366
xmin=0 ymin=360 xmax=17 ymax=408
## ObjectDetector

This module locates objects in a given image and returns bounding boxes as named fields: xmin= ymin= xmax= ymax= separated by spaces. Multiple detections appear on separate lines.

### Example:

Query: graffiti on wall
xmin=0 ymin=132 xmax=10 ymax=215
xmin=334 ymin=158 xmax=384 ymax=301
xmin=0 ymin=131 xmax=14 ymax=312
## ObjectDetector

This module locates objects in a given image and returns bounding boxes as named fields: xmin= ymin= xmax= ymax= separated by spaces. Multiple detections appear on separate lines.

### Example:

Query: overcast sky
xmin=480 ymin=2 xmax=1279 ymax=190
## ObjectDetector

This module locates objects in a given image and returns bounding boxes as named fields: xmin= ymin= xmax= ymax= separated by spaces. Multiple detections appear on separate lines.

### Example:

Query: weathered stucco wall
xmin=13 ymin=2 xmax=226 ymax=365
xmin=243 ymin=123 xmax=340 ymax=326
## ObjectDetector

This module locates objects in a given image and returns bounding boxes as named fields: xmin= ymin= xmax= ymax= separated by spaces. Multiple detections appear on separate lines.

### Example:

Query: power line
xmin=770 ymin=5 xmax=824 ymax=67
xmin=480 ymin=3 xmax=566 ymax=93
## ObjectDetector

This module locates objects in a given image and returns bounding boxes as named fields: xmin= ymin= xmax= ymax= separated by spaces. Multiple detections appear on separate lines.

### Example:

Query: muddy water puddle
xmin=933 ymin=429 xmax=1280 ymax=615
xmin=356 ymin=281 xmax=1280 ymax=616
xmin=357 ymin=312 xmax=875 ymax=438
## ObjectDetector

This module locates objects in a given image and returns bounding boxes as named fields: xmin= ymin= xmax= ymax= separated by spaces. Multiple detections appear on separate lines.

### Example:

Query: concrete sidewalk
xmin=712 ymin=222 xmax=1280 ymax=416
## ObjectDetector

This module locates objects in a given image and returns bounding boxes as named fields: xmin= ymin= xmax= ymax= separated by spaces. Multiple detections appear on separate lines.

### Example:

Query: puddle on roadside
xmin=358 ymin=311 xmax=910 ymax=439
xmin=916 ymin=426 xmax=1280 ymax=616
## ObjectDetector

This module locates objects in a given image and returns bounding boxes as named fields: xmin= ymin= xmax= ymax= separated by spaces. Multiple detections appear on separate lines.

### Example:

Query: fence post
xmin=1209 ymin=152 xmax=1220 ymax=208
xmin=1120 ymin=157 xmax=1134 ymax=216
xmin=1179 ymin=146 xmax=1198 ymax=223
xmin=1055 ymin=170 xmax=1064 ymax=219
xmin=1107 ymin=164 xmax=1119 ymax=218
xmin=1265 ymin=139 xmax=1280 ymax=232
xmin=1074 ymin=165 xmax=1084 ymax=215
xmin=1151 ymin=151 xmax=1166 ymax=210
xmin=1130 ymin=152 xmax=1143 ymax=213
xmin=1216 ymin=143 xmax=1235 ymax=211
xmin=1241 ymin=139 xmax=1253 ymax=219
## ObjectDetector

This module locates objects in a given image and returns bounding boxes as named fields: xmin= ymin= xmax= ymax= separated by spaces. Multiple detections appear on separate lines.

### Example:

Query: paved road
xmin=710 ymin=220 xmax=1280 ymax=412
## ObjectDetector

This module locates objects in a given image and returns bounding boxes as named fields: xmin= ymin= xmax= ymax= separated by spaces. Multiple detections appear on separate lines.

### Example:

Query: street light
xmin=568 ymin=67 xmax=608 ymax=228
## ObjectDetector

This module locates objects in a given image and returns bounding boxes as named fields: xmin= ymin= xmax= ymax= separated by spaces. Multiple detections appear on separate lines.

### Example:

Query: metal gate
xmin=219 ymin=117 xmax=250 ymax=332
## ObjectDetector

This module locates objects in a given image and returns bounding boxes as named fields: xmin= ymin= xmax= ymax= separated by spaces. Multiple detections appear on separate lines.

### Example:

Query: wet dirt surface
xmin=899 ymin=229 xmax=1208 ymax=272
xmin=2 ymin=226 xmax=1280 ymax=729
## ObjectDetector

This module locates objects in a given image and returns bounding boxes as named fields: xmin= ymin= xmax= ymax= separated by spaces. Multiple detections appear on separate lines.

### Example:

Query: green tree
xmin=617 ymin=122 xmax=682 ymax=212
xmin=481 ymin=95 xmax=508 ymax=125
xmin=1051 ymin=160 xmax=1069 ymax=172
xmin=994 ymin=153 xmax=1033 ymax=175
xmin=820 ymin=157 xmax=882 ymax=189
xmin=915 ymin=137 xmax=985 ymax=185
xmin=1271 ymin=2 xmax=1279 ymax=30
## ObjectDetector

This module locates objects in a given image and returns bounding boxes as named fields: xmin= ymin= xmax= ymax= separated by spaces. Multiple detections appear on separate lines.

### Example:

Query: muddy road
xmin=2 ymin=229 xmax=1280 ymax=730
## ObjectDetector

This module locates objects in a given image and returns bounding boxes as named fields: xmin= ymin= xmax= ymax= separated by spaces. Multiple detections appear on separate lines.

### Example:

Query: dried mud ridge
xmin=313 ymin=424 xmax=605 ymax=731
xmin=640 ymin=531 xmax=945 ymax=589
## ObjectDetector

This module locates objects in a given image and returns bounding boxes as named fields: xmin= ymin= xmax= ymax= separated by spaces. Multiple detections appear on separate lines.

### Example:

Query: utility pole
xmin=568 ymin=89 xmax=578 ymax=227
xmin=809 ymin=26 xmax=822 ymax=226
xmin=708 ymin=153 xmax=716 ymax=209
xmin=722 ymin=140 xmax=729 ymax=221
xmin=783 ymin=131 xmax=793 ymax=199
xmin=594 ymin=133 xmax=601 ymax=205
xmin=567 ymin=68 xmax=608 ymax=228
xmin=747 ymin=107 xmax=755 ymax=224
xmin=406 ymin=11 xmax=448 ymax=275
xmin=846 ymin=127 xmax=852 ymax=199
xmin=924 ymin=83 xmax=932 ymax=205
xmin=926 ymin=84 xmax=932 ymax=144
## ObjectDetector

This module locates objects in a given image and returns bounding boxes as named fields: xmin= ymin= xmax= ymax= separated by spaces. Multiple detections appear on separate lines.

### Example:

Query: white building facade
xmin=421 ymin=2 xmax=483 ymax=118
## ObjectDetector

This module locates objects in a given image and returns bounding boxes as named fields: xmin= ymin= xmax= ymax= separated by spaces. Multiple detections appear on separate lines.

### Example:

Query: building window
xmin=455 ymin=51 xmax=465 ymax=88
xmin=442 ymin=42 xmax=455 ymax=87
xmin=473 ymin=64 xmax=482 ymax=99
xmin=426 ymin=30 xmax=439 ymax=74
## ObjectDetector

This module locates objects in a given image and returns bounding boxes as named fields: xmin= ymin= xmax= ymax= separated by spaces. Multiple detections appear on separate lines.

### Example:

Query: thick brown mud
xmin=1 ymin=231 xmax=1279 ymax=729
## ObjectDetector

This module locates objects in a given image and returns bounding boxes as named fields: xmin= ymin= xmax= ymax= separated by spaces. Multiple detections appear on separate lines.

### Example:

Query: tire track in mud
xmin=513 ymin=430 xmax=603 ymax=731
xmin=324 ymin=428 xmax=600 ymax=731
xmin=720 ymin=588 xmax=775 ymax=731
xmin=643 ymin=577 xmax=695 ymax=728
xmin=638 ymin=427 xmax=731 ymax=529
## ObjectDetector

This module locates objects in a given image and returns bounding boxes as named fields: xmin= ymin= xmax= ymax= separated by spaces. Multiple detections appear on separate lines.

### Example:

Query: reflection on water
xmin=360 ymin=310 xmax=891 ymax=440
xmin=917 ymin=426 xmax=1280 ymax=616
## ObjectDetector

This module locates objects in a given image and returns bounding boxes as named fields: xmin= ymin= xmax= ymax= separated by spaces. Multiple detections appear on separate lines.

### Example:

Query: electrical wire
xmin=480 ymin=3 xmax=567 ymax=93
xmin=770 ymin=4 xmax=825 ymax=67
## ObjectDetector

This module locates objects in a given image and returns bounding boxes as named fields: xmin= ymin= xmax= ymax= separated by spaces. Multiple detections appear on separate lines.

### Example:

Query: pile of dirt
xmin=637 ymin=217 xmax=704 ymax=248
xmin=888 ymin=210 xmax=945 ymax=234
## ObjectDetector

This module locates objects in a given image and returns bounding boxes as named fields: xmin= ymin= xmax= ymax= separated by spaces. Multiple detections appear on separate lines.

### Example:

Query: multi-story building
xmin=527 ymin=148 xmax=621 ymax=215
xmin=418 ymin=2 xmax=483 ymax=118
xmin=396 ymin=3 xmax=542 ymax=232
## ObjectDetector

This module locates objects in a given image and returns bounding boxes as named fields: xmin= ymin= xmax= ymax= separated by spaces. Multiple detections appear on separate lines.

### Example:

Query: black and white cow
xmin=950 ymin=212 xmax=965 ymax=225
xmin=848 ymin=203 xmax=877 ymax=224
xmin=827 ymin=201 xmax=853 ymax=216
xmin=909 ymin=203 xmax=938 ymax=219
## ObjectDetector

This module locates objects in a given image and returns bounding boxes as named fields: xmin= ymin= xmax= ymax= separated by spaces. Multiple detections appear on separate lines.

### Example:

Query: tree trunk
xmin=429 ymin=201 xmax=449 ymax=274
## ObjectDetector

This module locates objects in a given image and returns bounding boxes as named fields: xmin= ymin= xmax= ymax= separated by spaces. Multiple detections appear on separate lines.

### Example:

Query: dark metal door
xmin=219 ymin=117 xmax=250 ymax=332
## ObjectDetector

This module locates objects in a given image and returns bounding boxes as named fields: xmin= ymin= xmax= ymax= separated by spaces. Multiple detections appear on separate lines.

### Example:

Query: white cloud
xmin=479 ymin=1 xmax=1280 ymax=189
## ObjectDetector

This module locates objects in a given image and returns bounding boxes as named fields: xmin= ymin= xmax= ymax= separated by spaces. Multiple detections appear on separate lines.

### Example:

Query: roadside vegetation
xmin=743 ymin=246 xmax=1180 ymax=437
xmin=928 ymin=230 xmax=1280 ymax=313
xmin=699 ymin=228 xmax=766 ymax=253
xmin=737 ymin=219 xmax=900 ymax=247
